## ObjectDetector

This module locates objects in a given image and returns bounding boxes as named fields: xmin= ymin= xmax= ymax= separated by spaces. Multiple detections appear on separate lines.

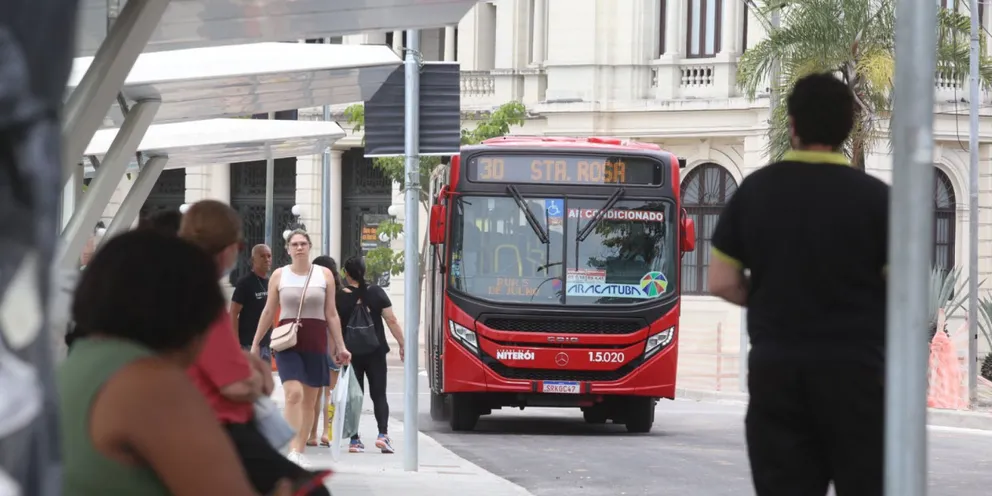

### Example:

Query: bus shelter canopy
xmin=75 ymin=0 xmax=480 ymax=56
xmin=81 ymin=118 xmax=346 ymax=176
xmin=67 ymin=42 xmax=401 ymax=129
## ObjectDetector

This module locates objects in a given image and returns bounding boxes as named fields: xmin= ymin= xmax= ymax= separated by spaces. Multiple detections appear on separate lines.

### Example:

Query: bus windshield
xmin=449 ymin=195 xmax=677 ymax=305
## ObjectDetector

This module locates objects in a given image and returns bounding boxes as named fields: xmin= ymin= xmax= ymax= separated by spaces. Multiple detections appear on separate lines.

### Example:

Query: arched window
xmin=680 ymin=163 xmax=739 ymax=294
xmin=934 ymin=168 xmax=956 ymax=271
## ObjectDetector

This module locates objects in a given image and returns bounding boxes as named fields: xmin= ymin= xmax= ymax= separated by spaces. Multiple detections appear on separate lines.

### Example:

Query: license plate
xmin=542 ymin=381 xmax=581 ymax=394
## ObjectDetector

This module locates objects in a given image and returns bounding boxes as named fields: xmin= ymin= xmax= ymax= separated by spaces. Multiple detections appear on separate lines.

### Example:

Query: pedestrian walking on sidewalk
xmin=233 ymin=244 xmax=274 ymax=363
xmin=251 ymin=230 xmax=351 ymax=467
xmin=338 ymin=257 xmax=405 ymax=454
xmin=181 ymin=201 xmax=330 ymax=495
xmin=58 ymin=230 xmax=281 ymax=495
xmin=308 ymin=255 xmax=344 ymax=447
xmin=707 ymin=73 xmax=889 ymax=496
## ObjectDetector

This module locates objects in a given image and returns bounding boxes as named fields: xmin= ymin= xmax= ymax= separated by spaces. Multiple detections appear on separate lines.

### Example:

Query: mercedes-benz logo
xmin=555 ymin=352 xmax=569 ymax=367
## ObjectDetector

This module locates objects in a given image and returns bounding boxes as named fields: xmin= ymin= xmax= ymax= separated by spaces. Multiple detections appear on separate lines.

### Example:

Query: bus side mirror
xmin=680 ymin=216 xmax=696 ymax=253
xmin=437 ymin=184 xmax=450 ymax=205
xmin=429 ymin=205 xmax=447 ymax=245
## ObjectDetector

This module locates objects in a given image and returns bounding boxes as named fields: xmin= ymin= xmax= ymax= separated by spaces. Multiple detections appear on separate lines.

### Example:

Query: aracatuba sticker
xmin=565 ymin=271 xmax=669 ymax=299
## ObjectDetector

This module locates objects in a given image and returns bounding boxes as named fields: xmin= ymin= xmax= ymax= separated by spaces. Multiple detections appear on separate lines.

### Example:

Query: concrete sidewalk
xmin=676 ymin=387 xmax=992 ymax=431
xmin=269 ymin=378 xmax=534 ymax=496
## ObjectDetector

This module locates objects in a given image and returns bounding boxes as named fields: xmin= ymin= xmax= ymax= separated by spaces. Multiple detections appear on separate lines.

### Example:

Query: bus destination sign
xmin=467 ymin=154 xmax=663 ymax=186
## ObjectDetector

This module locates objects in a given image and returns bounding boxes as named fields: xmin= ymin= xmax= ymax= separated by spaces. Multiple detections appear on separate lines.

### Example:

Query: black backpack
xmin=344 ymin=295 xmax=381 ymax=356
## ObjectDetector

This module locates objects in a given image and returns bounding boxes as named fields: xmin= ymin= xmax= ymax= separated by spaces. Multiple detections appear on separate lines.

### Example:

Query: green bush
xmin=982 ymin=353 xmax=992 ymax=381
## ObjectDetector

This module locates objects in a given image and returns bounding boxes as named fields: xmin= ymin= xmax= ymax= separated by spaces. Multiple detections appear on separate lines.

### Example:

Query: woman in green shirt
xmin=59 ymin=230 xmax=296 ymax=496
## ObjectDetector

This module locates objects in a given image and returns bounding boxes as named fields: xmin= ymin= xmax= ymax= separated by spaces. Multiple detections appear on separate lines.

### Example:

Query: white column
xmin=530 ymin=0 xmax=546 ymax=64
xmin=719 ymin=0 xmax=739 ymax=55
xmin=328 ymin=149 xmax=344 ymax=264
xmin=210 ymin=162 xmax=231 ymax=204
xmin=392 ymin=31 xmax=403 ymax=54
xmin=664 ymin=0 xmax=682 ymax=57
xmin=444 ymin=25 xmax=456 ymax=61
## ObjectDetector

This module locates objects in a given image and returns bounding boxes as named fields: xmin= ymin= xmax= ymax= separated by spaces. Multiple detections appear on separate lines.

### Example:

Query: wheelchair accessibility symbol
xmin=545 ymin=199 xmax=564 ymax=226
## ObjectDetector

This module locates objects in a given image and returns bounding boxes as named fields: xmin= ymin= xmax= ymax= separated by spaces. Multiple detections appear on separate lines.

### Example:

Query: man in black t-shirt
xmin=707 ymin=73 xmax=889 ymax=496
xmin=231 ymin=244 xmax=273 ymax=362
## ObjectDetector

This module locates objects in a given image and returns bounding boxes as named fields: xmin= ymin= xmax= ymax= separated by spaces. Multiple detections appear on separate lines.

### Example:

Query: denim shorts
xmin=327 ymin=354 xmax=341 ymax=372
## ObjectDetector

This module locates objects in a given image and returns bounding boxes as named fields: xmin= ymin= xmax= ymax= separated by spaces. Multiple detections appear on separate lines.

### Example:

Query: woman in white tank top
xmin=250 ymin=230 xmax=350 ymax=467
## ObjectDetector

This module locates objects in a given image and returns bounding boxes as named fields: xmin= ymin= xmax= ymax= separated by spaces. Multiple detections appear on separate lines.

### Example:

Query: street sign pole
xmin=886 ymin=0 xmax=938 ymax=494
xmin=264 ymin=111 xmax=275 ymax=247
xmin=402 ymin=29 xmax=422 ymax=473
xmin=967 ymin=0 xmax=981 ymax=407
xmin=321 ymin=103 xmax=332 ymax=256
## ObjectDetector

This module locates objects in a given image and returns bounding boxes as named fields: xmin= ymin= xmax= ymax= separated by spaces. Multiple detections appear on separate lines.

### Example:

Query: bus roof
xmin=479 ymin=136 xmax=663 ymax=152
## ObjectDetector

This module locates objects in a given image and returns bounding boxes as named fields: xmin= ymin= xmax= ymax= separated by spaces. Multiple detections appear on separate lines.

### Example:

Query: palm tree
xmin=737 ymin=0 xmax=992 ymax=169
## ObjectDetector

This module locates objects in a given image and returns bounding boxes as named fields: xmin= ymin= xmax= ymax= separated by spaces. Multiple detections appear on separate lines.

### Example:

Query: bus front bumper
xmin=441 ymin=338 xmax=679 ymax=400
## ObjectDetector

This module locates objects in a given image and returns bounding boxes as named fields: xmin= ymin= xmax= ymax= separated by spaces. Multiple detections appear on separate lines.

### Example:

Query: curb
xmin=675 ymin=388 xmax=992 ymax=432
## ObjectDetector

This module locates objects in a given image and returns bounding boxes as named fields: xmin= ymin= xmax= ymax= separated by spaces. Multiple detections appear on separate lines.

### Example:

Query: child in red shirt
xmin=179 ymin=200 xmax=330 ymax=496
xmin=186 ymin=310 xmax=256 ymax=424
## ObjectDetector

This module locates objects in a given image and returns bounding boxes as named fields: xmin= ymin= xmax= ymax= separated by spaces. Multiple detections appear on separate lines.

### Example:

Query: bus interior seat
xmin=494 ymin=245 xmax=523 ymax=276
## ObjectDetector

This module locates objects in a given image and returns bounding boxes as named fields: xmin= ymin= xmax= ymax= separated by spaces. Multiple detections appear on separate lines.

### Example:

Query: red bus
xmin=424 ymin=136 xmax=696 ymax=433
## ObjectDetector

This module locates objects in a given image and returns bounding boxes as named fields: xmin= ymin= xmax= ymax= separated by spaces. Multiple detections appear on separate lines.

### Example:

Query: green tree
xmin=737 ymin=0 xmax=992 ymax=169
xmin=344 ymin=101 xmax=527 ymax=282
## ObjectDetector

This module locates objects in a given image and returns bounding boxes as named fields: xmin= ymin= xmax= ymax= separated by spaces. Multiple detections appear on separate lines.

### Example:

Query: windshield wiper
xmin=576 ymin=187 xmax=626 ymax=242
xmin=506 ymin=185 xmax=549 ymax=244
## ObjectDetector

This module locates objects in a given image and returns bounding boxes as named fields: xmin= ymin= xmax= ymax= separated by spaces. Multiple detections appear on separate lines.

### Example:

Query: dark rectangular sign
xmin=364 ymin=62 xmax=462 ymax=157
xmin=466 ymin=154 xmax=664 ymax=186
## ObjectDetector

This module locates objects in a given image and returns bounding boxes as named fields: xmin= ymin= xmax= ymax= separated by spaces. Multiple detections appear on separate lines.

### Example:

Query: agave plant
xmin=928 ymin=267 xmax=972 ymax=341
xmin=972 ymin=295 xmax=992 ymax=357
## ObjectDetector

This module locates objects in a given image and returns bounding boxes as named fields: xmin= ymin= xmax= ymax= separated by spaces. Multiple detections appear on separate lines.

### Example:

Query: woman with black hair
xmin=308 ymin=255 xmax=342 ymax=447
xmin=338 ymin=257 xmax=405 ymax=454
xmin=58 ymin=230 xmax=297 ymax=495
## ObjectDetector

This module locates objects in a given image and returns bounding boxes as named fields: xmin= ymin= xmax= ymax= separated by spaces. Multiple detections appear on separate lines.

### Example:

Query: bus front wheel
xmin=449 ymin=394 xmax=479 ymax=432
xmin=624 ymin=397 xmax=655 ymax=433
xmin=430 ymin=390 xmax=449 ymax=422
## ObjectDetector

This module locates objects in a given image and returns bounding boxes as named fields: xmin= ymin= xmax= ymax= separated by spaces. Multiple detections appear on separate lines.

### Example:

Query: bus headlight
xmin=644 ymin=327 xmax=675 ymax=358
xmin=449 ymin=321 xmax=479 ymax=353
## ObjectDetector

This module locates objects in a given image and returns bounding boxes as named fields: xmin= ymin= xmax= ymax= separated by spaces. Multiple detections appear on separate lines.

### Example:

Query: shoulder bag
xmin=269 ymin=266 xmax=314 ymax=352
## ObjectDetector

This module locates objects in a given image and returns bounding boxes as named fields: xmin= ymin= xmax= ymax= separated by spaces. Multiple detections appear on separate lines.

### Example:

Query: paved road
xmin=380 ymin=365 xmax=992 ymax=495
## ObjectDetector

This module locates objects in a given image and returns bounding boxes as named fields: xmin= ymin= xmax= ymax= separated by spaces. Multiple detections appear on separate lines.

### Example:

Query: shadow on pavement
xmin=419 ymin=411 xmax=672 ymax=438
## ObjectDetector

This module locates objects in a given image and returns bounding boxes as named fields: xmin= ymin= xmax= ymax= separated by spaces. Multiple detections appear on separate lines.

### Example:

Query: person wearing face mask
xmin=179 ymin=201 xmax=330 ymax=495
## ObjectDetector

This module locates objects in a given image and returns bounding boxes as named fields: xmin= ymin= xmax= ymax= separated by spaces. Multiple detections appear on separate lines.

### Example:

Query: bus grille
xmin=483 ymin=357 xmax=643 ymax=382
xmin=481 ymin=317 xmax=643 ymax=335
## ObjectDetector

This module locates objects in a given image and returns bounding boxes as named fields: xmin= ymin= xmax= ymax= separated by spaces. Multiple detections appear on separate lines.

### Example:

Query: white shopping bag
xmin=329 ymin=365 xmax=349 ymax=461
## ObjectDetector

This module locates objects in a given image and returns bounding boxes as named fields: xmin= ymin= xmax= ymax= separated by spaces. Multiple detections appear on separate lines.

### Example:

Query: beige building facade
xmin=100 ymin=1 xmax=992 ymax=388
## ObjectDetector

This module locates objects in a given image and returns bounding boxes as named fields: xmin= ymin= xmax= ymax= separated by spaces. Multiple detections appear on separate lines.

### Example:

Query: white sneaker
xmin=286 ymin=450 xmax=311 ymax=469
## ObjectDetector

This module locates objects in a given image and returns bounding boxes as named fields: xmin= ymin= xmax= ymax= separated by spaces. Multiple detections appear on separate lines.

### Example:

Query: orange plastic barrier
xmin=927 ymin=309 xmax=967 ymax=410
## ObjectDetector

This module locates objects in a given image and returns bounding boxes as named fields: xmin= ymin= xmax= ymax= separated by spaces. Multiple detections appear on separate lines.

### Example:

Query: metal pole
xmin=264 ymin=111 xmax=275 ymax=247
xmin=886 ymin=0 xmax=938 ymax=494
xmin=967 ymin=0 xmax=980 ymax=407
xmin=402 ymin=29 xmax=422 ymax=473
xmin=322 ymin=104 xmax=332 ymax=256
xmin=767 ymin=8 xmax=781 ymax=115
